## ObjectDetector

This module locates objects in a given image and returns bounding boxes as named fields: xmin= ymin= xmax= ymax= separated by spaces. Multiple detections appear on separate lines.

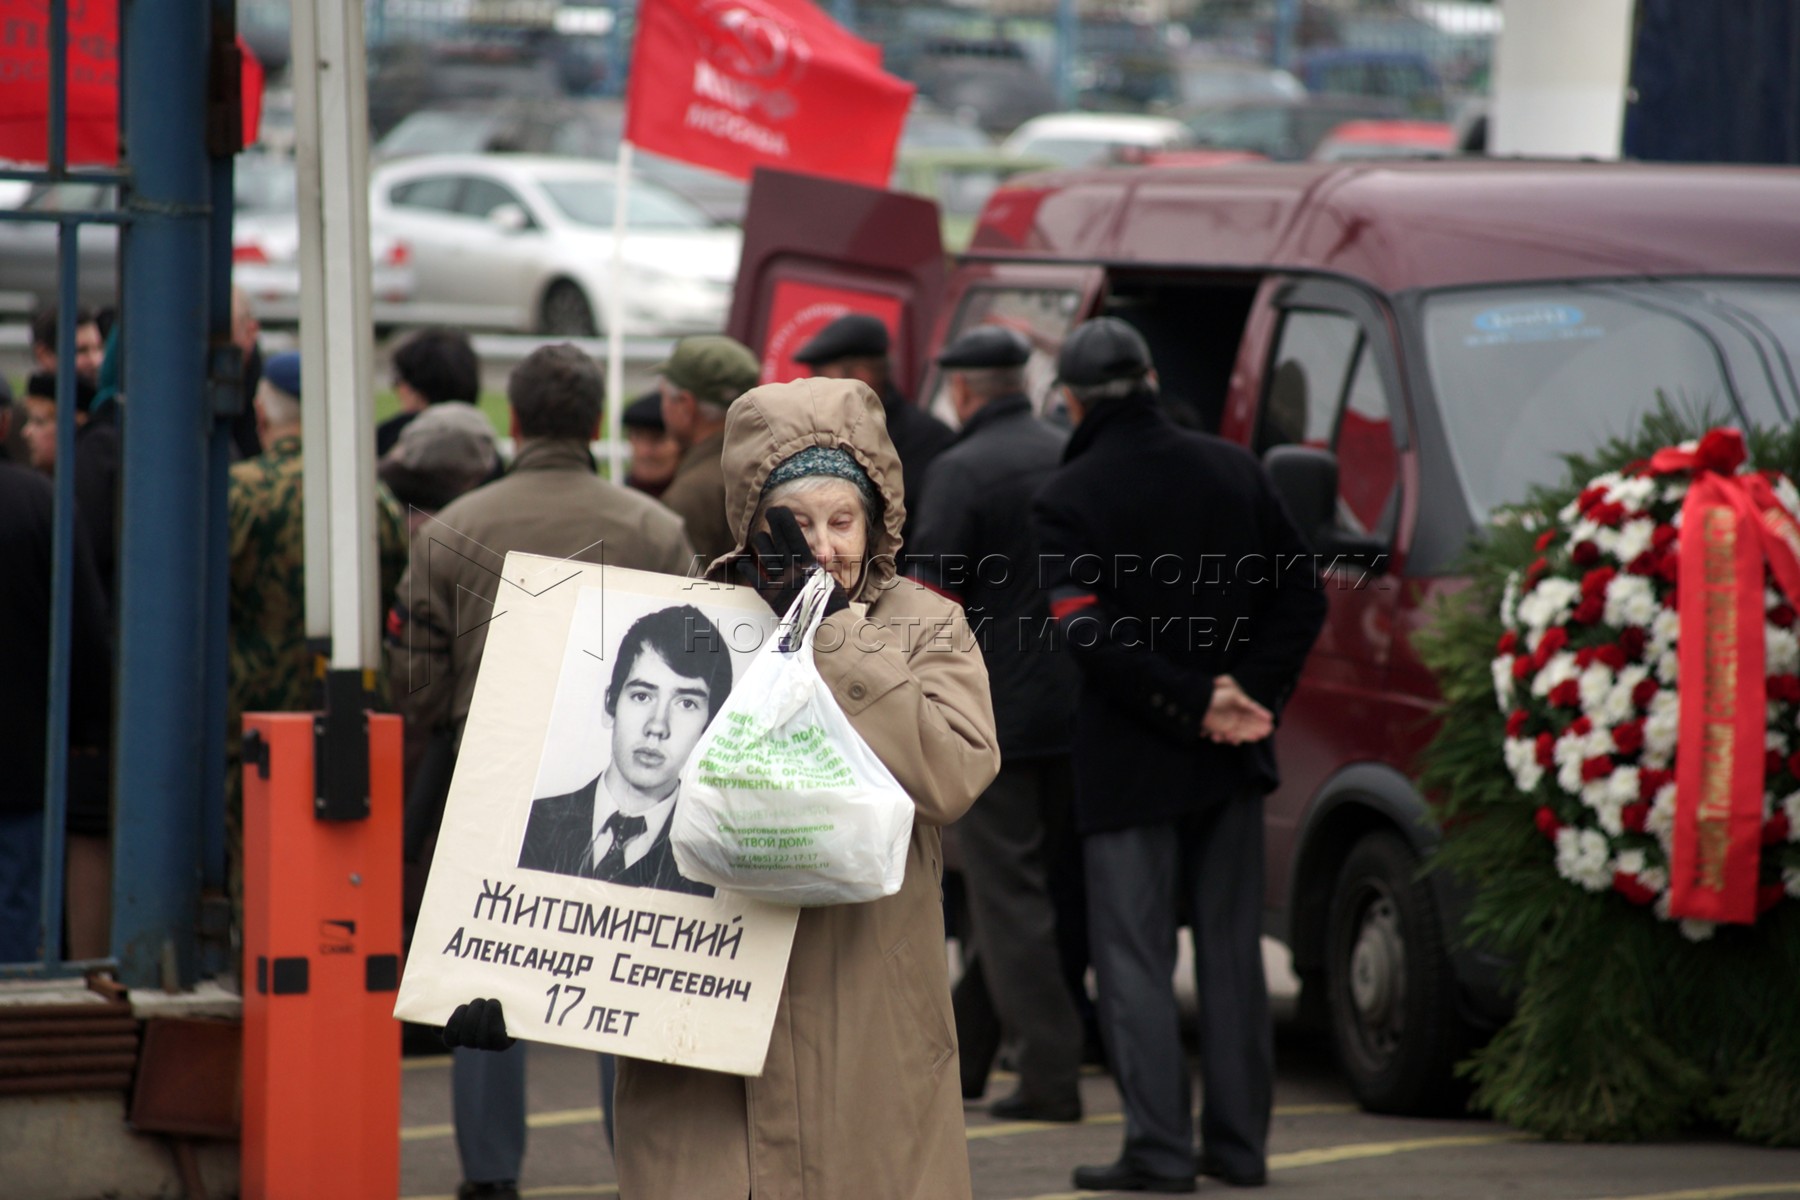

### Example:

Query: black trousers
xmin=1084 ymin=793 xmax=1271 ymax=1180
xmin=953 ymin=756 xmax=1085 ymax=1104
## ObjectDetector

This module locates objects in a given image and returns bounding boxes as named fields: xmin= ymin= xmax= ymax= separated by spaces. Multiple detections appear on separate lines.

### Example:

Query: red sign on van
xmin=0 ymin=1 xmax=264 ymax=165
xmin=625 ymin=0 xmax=913 ymax=189
xmin=758 ymin=279 xmax=902 ymax=384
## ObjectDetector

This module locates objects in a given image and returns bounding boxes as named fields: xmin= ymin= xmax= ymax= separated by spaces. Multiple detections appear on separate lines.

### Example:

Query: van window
xmin=1259 ymin=310 xmax=1358 ymax=451
xmin=929 ymin=286 xmax=1085 ymax=420
xmin=1337 ymin=343 xmax=1400 ymax=539
xmin=1261 ymin=307 xmax=1400 ymax=540
xmin=1423 ymin=281 xmax=1800 ymax=521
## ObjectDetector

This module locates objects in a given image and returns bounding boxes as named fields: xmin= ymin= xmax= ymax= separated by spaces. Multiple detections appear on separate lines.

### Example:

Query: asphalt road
xmin=396 ymin=1025 xmax=1800 ymax=1200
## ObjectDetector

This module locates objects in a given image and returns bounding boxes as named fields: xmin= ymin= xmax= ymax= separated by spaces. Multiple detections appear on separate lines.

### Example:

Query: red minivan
xmin=727 ymin=160 xmax=1800 ymax=1114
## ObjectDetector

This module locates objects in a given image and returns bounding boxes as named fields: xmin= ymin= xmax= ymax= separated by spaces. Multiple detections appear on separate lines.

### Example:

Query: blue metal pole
xmin=37 ymin=219 xmax=78 ymax=971
xmin=610 ymin=1 xmax=634 ymax=99
xmin=196 ymin=0 xmax=239 ymax=978
xmin=113 ymin=0 xmax=212 ymax=989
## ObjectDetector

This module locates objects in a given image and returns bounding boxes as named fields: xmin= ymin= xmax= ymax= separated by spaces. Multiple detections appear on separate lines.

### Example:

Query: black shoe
xmin=457 ymin=1183 xmax=520 ymax=1200
xmin=1201 ymin=1158 xmax=1268 ymax=1187
xmin=989 ymin=1089 xmax=1082 ymax=1123
xmin=1071 ymin=1160 xmax=1196 ymax=1193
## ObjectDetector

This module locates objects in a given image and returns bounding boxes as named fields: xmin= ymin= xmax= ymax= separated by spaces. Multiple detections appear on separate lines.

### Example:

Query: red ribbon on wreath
xmin=1648 ymin=429 xmax=1800 ymax=923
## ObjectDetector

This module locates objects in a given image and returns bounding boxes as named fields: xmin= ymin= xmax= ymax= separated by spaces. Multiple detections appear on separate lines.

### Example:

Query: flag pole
xmin=605 ymin=138 xmax=634 ymax=484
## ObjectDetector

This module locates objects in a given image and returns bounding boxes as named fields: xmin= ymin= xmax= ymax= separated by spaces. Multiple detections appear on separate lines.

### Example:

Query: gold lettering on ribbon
xmin=1694 ymin=505 xmax=1740 ymax=893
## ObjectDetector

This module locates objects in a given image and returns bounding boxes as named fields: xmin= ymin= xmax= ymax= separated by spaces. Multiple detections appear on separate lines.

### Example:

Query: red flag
xmin=625 ymin=0 xmax=914 ymax=189
xmin=0 ymin=2 xmax=264 ymax=165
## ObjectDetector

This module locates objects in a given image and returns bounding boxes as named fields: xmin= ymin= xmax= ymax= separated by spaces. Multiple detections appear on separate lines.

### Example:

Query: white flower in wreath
xmin=1503 ymin=736 xmax=1543 ymax=793
xmin=1680 ymin=919 xmax=1717 ymax=943
xmin=1578 ymin=663 xmax=1616 ymax=713
xmin=1532 ymin=651 xmax=1580 ymax=698
xmin=1663 ymin=483 xmax=1690 ymax=506
xmin=1584 ymin=783 xmax=1625 ymax=833
xmin=1614 ymin=847 xmax=1648 ymax=877
xmin=1644 ymin=691 xmax=1681 ymax=765
xmin=1602 ymin=666 xmax=1649 ymax=726
xmin=1609 ymin=476 xmax=1658 ymax=510
xmin=1491 ymin=655 xmax=1515 ymax=709
xmin=1783 ymin=790 xmax=1800 ymax=837
xmin=1639 ymin=864 xmax=1669 ymax=893
xmin=1767 ymin=626 xmax=1800 ymax=676
xmin=1518 ymin=577 xmax=1581 ymax=633
xmin=1568 ymin=517 xmax=1601 ymax=547
xmin=1785 ymin=865 xmax=1800 ymax=899
xmin=1768 ymin=729 xmax=1791 ymax=756
xmin=1776 ymin=476 xmax=1800 ymax=516
xmin=1500 ymin=571 xmax=1521 ymax=628
xmin=1655 ymin=649 xmax=1680 ymax=686
xmin=1650 ymin=608 xmax=1682 ymax=654
xmin=1554 ymin=826 xmax=1612 ymax=892
xmin=1646 ymin=782 xmax=1678 ymax=855
xmin=1604 ymin=573 xmax=1658 ymax=628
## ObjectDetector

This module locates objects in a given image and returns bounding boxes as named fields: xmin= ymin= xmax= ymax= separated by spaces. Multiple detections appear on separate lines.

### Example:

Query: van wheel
xmin=539 ymin=281 xmax=598 ymax=337
xmin=1325 ymin=831 xmax=1470 ymax=1115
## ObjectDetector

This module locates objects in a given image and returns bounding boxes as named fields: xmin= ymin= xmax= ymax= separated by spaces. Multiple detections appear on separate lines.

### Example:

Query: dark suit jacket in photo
xmin=516 ymin=773 xmax=714 ymax=897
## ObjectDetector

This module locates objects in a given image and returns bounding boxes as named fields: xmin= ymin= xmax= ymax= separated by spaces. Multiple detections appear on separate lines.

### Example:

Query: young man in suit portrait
xmin=518 ymin=604 xmax=730 ymax=896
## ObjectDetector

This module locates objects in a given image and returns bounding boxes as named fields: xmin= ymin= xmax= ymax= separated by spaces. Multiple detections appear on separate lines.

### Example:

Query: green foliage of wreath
xmin=1418 ymin=403 xmax=1800 ymax=1144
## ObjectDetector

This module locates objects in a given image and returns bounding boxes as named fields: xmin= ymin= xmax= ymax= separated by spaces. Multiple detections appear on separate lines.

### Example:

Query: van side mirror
xmin=1262 ymin=445 xmax=1389 ymax=573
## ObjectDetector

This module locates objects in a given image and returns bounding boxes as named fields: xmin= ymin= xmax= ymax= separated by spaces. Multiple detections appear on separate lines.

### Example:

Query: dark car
xmin=1179 ymin=93 xmax=1406 ymax=160
xmin=904 ymin=36 xmax=1058 ymax=137
xmin=727 ymin=158 xmax=1800 ymax=1116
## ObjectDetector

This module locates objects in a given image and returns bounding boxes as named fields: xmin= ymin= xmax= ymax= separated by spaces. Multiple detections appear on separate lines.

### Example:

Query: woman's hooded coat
xmin=614 ymin=377 xmax=1001 ymax=1200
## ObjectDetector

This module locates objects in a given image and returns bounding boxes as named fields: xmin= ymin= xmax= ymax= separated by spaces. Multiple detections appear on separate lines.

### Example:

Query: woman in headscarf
xmin=447 ymin=378 xmax=1000 ymax=1200
xmin=606 ymin=376 xmax=999 ymax=1199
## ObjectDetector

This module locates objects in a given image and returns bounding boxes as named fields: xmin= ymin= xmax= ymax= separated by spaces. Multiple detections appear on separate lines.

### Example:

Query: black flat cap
xmin=937 ymin=325 xmax=1031 ymax=370
xmin=794 ymin=313 xmax=889 ymax=365
xmin=622 ymin=391 xmax=666 ymax=431
xmin=1056 ymin=317 xmax=1152 ymax=387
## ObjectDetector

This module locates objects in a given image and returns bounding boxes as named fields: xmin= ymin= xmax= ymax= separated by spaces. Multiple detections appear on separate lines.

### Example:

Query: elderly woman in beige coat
xmin=614 ymin=377 xmax=1000 ymax=1200
xmin=446 ymin=378 xmax=1000 ymax=1199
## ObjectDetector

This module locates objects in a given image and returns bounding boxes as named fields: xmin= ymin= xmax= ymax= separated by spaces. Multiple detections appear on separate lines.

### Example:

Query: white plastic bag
xmin=672 ymin=570 xmax=914 ymax=906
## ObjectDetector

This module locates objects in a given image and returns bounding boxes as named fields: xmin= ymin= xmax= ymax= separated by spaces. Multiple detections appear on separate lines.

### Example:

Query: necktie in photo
xmin=592 ymin=811 xmax=648 ymax=878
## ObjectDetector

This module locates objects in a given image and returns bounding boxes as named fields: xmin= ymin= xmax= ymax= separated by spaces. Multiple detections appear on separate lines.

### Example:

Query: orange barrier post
xmin=241 ymin=712 xmax=402 ymax=1199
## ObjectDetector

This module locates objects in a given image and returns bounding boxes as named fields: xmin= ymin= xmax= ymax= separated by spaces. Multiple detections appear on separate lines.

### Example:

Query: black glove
xmin=733 ymin=507 xmax=848 ymax=619
xmin=443 ymin=997 xmax=515 ymax=1051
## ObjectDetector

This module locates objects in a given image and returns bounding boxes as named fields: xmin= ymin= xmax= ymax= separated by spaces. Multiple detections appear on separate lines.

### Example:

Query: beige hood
xmin=717 ymin=376 xmax=906 ymax=599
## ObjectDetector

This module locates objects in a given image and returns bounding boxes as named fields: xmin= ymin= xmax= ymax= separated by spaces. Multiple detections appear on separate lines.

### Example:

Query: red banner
xmin=1654 ymin=431 xmax=1800 ymax=923
xmin=757 ymin=278 xmax=901 ymax=384
xmin=625 ymin=0 xmax=914 ymax=189
xmin=0 ymin=2 xmax=263 ymax=165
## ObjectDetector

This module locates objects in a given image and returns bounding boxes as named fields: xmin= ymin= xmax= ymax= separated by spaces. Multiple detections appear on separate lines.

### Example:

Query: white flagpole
xmin=605 ymin=139 xmax=635 ymax=484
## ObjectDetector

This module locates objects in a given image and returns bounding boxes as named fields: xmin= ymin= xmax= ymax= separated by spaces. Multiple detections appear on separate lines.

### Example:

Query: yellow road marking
xmin=404 ymin=1101 xmax=1351 ymax=1145
xmin=1587 ymin=1187 xmax=1800 ymax=1200
xmin=1268 ymin=1132 xmax=1532 ymax=1168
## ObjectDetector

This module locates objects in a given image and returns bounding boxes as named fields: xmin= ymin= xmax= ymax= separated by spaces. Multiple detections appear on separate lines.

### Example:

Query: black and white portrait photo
xmin=519 ymin=594 xmax=752 ymax=896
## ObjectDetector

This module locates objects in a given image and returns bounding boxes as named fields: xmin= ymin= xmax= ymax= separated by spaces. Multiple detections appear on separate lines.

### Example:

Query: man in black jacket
xmin=910 ymin=324 xmax=1087 ymax=1122
xmin=0 ymin=459 xmax=110 ymax=964
xmin=794 ymin=311 xmax=952 ymax=548
xmin=1033 ymin=318 xmax=1327 ymax=1194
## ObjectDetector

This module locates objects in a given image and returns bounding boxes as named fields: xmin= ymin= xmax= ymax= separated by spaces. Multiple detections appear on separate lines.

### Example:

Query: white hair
xmin=256 ymin=377 xmax=301 ymax=429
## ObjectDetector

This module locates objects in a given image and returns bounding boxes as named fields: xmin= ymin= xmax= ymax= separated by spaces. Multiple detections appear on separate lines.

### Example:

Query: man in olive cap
xmin=1032 ymin=316 xmax=1327 ymax=1194
xmin=793 ymin=311 xmax=953 ymax=548
xmin=657 ymin=333 xmax=761 ymax=567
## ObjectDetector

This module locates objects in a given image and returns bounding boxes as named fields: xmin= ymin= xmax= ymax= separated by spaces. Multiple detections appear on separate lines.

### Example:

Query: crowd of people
xmin=2 ymin=288 xmax=1327 ymax=1198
